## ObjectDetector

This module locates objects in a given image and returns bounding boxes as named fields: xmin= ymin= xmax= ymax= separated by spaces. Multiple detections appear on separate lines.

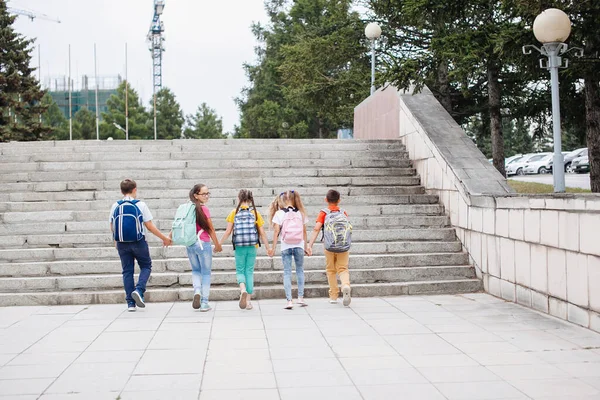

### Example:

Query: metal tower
xmin=147 ymin=0 xmax=165 ymax=94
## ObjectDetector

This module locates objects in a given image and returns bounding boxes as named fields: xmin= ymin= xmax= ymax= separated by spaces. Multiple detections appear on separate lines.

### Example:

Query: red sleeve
xmin=316 ymin=211 xmax=326 ymax=225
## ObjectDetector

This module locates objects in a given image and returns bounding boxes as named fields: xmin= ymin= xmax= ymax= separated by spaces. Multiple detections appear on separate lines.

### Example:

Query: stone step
xmin=0 ymin=241 xmax=461 ymax=262
xmin=0 ymin=139 xmax=404 ymax=153
xmin=2 ymin=184 xmax=426 ymax=204
xmin=0 ymin=150 xmax=408 ymax=170
xmin=0 ymin=266 xmax=477 ymax=293
xmin=0 ymin=279 xmax=482 ymax=306
xmin=5 ymin=215 xmax=451 ymax=236
xmin=0 ymin=252 xmax=470 ymax=277
xmin=0 ymin=194 xmax=440 ymax=214
xmin=0 ymin=201 xmax=443 ymax=215
xmin=0 ymin=169 xmax=419 ymax=193
xmin=0 ymin=159 xmax=413 ymax=182
xmin=3 ymin=228 xmax=458 ymax=248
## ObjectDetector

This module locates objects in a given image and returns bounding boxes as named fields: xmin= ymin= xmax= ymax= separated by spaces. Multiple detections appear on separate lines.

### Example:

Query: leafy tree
xmin=100 ymin=81 xmax=151 ymax=140
xmin=41 ymin=93 xmax=68 ymax=140
xmin=278 ymin=0 xmax=371 ymax=137
xmin=512 ymin=0 xmax=600 ymax=191
xmin=184 ymin=103 xmax=224 ymax=139
xmin=238 ymin=0 xmax=369 ymax=138
xmin=153 ymin=87 xmax=184 ymax=139
xmin=0 ymin=0 xmax=50 ymax=141
xmin=73 ymin=107 xmax=96 ymax=140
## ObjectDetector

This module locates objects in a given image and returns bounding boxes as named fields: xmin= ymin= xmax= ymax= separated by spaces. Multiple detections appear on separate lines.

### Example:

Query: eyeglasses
xmin=197 ymin=192 xmax=210 ymax=197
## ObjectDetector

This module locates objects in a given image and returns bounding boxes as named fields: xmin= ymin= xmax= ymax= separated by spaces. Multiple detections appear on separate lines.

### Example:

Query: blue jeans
xmin=186 ymin=240 xmax=212 ymax=302
xmin=116 ymin=239 xmax=152 ymax=306
xmin=282 ymin=247 xmax=305 ymax=301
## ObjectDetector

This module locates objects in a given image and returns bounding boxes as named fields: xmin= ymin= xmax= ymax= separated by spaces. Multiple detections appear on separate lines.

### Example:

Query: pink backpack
xmin=281 ymin=209 xmax=304 ymax=244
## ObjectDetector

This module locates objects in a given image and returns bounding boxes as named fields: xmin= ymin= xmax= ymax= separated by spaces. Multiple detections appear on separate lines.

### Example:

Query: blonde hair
xmin=268 ymin=190 xmax=306 ymax=228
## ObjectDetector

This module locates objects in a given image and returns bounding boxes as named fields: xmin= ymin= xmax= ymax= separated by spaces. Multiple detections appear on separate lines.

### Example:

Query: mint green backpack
xmin=172 ymin=202 xmax=198 ymax=246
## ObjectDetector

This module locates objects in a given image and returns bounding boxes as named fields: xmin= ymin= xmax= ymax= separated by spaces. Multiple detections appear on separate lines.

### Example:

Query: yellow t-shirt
xmin=226 ymin=206 xmax=265 ymax=227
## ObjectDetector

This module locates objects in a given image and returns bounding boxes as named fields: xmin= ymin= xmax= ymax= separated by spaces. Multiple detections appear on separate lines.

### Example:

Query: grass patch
xmin=508 ymin=180 xmax=591 ymax=194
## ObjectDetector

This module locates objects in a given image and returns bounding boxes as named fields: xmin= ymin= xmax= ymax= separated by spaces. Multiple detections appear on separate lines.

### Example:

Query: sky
xmin=9 ymin=0 xmax=270 ymax=133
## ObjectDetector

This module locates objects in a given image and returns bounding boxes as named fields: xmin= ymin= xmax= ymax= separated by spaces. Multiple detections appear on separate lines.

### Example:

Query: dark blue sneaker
xmin=127 ymin=302 xmax=136 ymax=312
xmin=132 ymin=290 xmax=146 ymax=308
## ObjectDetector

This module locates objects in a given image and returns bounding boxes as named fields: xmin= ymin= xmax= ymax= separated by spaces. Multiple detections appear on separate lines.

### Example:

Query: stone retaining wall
xmin=355 ymin=86 xmax=600 ymax=332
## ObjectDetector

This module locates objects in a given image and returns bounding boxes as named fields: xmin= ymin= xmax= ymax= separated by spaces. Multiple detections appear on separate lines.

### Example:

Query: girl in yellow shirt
xmin=219 ymin=189 xmax=271 ymax=310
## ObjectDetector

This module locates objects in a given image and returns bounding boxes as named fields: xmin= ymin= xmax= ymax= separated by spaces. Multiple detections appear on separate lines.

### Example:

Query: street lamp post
xmin=365 ymin=22 xmax=382 ymax=95
xmin=523 ymin=8 xmax=583 ymax=193
xmin=113 ymin=122 xmax=126 ymax=136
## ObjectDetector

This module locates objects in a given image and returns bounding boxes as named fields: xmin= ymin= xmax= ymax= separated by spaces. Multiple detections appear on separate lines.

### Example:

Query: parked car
xmin=564 ymin=148 xmax=588 ymax=172
xmin=572 ymin=155 xmax=590 ymax=173
xmin=506 ymin=153 xmax=537 ymax=176
xmin=505 ymin=154 xmax=523 ymax=166
xmin=523 ymin=153 xmax=553 ymax=174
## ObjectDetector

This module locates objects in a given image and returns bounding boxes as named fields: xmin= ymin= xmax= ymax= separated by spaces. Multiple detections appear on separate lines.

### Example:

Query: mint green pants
xmin=235 ymin=246 xmax=257 ymax=294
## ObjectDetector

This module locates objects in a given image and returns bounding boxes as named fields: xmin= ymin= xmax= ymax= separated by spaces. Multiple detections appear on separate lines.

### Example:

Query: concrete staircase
xmin=0 ymin=139 xmax=481 ymax=306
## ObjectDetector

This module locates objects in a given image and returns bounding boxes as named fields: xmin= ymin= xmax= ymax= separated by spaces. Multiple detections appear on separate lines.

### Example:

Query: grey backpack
xmin=322 ymin=209 xmax=352 ymax=253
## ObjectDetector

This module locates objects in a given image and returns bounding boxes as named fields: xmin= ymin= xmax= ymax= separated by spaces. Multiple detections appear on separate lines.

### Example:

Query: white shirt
xmin=272 ymin=208 xmax=307 ymax=251
xmin=109 ymin=196 xmax=153 ymax=236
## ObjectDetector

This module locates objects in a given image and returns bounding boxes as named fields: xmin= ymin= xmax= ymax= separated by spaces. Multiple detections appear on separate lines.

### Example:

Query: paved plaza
xmin=1 ymin=294 xmax=600 ymax=400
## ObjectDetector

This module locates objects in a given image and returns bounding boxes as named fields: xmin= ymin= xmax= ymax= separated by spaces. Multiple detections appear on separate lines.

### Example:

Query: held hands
xmin=267 ymin=247 xmax=275 ymax=258
xmin=162 ymin=237 xmax=173 ymax=247
xmin=305 ymin=245 xmax=312 ymax=256
xmin=213 ymin=243 xmax=223 ymax=253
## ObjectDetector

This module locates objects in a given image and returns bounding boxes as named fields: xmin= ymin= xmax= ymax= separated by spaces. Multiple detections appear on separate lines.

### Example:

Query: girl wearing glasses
xmin=187 ymin=184 xmax=222 ymax=311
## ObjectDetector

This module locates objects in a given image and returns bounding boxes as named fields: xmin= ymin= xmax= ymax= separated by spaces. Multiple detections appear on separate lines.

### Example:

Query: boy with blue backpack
xmin=110 ymin=179 xmax=172 ymax=312
xmin=307 ymin=189 xmax=353 ymax=306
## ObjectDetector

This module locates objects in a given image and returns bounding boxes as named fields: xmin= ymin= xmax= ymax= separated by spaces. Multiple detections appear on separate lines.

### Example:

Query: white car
xmin=523 ymin=153 xmax=553 ymax=174
xmin=506 ymin=153 xmax=537 ymax=176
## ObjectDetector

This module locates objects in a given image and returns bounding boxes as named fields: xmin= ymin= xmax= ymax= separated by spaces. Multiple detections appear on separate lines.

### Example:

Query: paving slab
xmin=0 ymin=294 xmax=598 ymax=399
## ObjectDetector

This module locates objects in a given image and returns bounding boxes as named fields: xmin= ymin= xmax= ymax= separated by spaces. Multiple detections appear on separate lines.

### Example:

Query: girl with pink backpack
xmin=268 ymin=190 xmax=309 ymax=309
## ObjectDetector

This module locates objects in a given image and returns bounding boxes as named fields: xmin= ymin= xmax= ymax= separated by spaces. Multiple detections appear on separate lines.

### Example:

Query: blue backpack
xmin=112 ymin=199 xmax=144 ymax=242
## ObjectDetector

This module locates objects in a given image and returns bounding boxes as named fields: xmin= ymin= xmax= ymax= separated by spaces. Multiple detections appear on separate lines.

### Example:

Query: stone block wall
xmin=354 ymin=85 xmax=600 ymax=332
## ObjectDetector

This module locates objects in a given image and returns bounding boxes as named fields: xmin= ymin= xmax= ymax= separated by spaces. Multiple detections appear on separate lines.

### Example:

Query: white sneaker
xmin=342 ymin=285 xmax=351 ymax=307
xmin=329 ymin=298 xmax=338 ymax=304
xmin=284 ymin=300 xmax=293 ymax=310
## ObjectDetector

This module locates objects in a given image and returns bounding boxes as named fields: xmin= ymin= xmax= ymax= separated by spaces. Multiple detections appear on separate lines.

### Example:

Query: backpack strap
xmin=320 ymin=208 xmax=329 ymax=241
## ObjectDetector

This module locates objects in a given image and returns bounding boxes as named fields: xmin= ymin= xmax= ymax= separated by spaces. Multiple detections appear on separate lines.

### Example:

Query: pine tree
xmin=153 ymin=88 xmax=184 ymax=139
xmin=100 ymin=81 xmax=151 ymax=140
xmin=184 ymin=103 xmax=224 ymax=139
xmin=0 ymin=0 xmax=51 ymax=141
xmin=41 ymin=93 xmax=68 ymax=140
xmin=73 ymin=107 xmax=96 ymax=140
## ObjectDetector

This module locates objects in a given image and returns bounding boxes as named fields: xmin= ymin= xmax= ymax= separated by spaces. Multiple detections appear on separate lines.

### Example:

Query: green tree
xmin=100 ymin=81 xmax=151 ymax=140
xmin=512 ymin=0 xmax=600 ymax=191
xmin=369 ymin=0 xmax=536 ymax=177
xmin=153 ymin=87 xmax=184 ymax=139
xmin=278 ymin=0 xmax=371 ymax=137
xmin=41 ymin=93 xmax=68 ymax=140
xmin=238 ymin=0 xmax=368 ymax=138
xmin=73 ymin=107 xmax=96 ymax=140
xmin=0 ymin=0 xmax=50 ymax=141
xmin=184 ymin=103 xmax=224 ymax=139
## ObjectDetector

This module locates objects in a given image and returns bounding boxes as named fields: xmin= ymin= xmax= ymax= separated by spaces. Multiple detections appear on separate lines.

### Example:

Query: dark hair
xmin=326 ymin=189 xmax=340 ymax=203
xmin=189 ymin=184 xmax=211 ymax=233
xmin=235 ymin=189 xmax=257 ymax=220
xmin=120 ymin=179 xmax=136 ymax=195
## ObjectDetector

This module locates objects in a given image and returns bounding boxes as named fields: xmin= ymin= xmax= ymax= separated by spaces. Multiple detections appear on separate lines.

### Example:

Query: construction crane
xmin=7 ymin=6 xmax=61 ymax=23
xmin=147 ymin=0 xmax=165 ymax=94
xmin=147 ymin=0 xmax=165 ymax=140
